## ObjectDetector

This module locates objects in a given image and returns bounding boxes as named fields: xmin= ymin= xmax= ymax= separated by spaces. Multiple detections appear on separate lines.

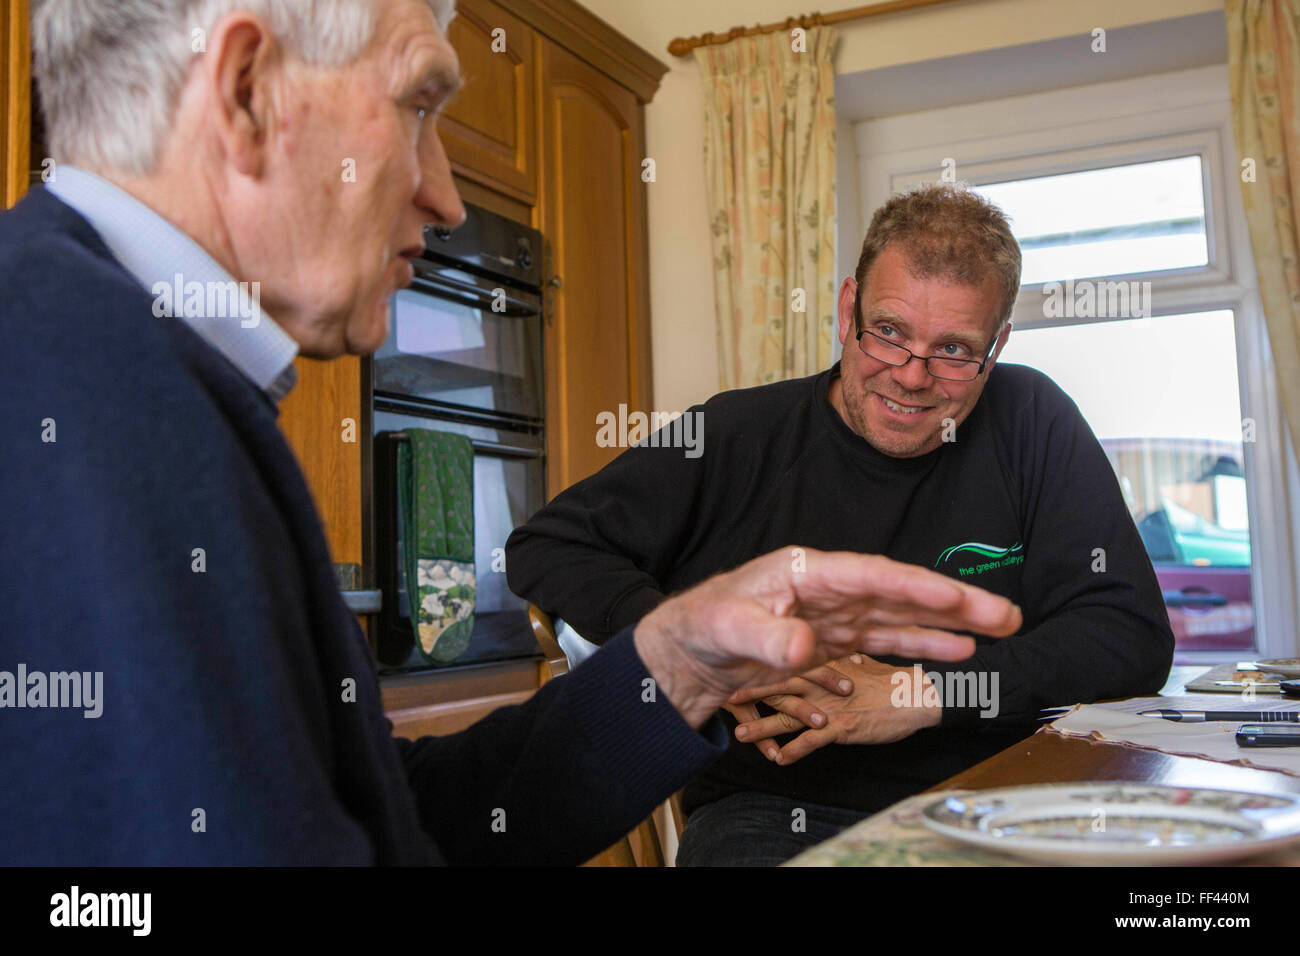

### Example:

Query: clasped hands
xmin=632 ymin=546 xmax=1019 ymax=734
xmin=726 ymin=653 xmax=942 ymax=765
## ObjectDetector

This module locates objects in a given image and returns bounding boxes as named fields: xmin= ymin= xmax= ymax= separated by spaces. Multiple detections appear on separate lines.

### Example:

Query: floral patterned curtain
xmin=697 ymin=27 xmax=837 ymax=390
xmin=1227 ymin=0 xmax=1300 ymax=457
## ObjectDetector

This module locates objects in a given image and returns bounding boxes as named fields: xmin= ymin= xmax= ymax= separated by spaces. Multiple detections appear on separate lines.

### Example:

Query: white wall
xmin=577 ymin=0 xmax=1223 ymax=412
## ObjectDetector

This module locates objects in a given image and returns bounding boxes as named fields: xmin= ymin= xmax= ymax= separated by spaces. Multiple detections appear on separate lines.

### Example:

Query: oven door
xmin=372 ymin=411 xmax=544 ymax=671
xmin=372 ymin=263 xmax=544 ymax=424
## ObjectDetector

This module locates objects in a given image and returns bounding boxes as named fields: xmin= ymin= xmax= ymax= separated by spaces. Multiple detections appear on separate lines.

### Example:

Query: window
xmin=974 ymin=154 xmax=1254 ymax=653
xmin=848 ymin=65 xmax=1300 ymax=658
xmin=995 ymin=310 xmax=1255 ymax=652
xmin=976 ymin=156 xmax=1208 ymax=284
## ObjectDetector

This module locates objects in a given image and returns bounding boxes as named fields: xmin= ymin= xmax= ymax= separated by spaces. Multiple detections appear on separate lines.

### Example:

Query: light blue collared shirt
xmin=46 ymin=166 xmax=299 ymax=402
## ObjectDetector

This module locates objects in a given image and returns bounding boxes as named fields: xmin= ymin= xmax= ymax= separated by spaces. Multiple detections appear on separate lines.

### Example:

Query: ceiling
xmin=835 ymin=11 xmax=1228 ymax=122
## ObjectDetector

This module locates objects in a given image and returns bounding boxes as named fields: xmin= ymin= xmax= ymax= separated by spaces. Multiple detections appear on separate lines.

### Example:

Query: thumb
xmin=738 ymin=608 xmax=816 ymax=673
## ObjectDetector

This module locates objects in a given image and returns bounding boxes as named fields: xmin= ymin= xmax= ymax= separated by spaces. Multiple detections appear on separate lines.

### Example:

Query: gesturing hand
xmin=726 ymin=654 xmax=941 ymax=763
xmin=633 ymin=547 xmax=1020 ymax=729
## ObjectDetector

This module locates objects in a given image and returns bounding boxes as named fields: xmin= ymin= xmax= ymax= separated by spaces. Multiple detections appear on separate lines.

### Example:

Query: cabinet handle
xmin=545 ymin=275 xmax=562 ymax=326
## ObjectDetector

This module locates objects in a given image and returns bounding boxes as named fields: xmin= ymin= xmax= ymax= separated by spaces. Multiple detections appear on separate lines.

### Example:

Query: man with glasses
xmin=506 ymin=183 xmax=1174 ymax=865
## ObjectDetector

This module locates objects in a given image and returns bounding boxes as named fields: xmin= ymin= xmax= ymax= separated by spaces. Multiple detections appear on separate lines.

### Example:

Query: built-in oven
xmin=363 ymin=203 xmax=546 ymax=673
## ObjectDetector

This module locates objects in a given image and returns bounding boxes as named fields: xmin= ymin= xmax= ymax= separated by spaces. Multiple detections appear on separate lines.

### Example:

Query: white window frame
xmin=851 ymin=65 xmax=1300 ymax=659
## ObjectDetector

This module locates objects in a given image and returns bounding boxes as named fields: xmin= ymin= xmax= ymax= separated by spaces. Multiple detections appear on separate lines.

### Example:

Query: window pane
xmin=998 ymin=311 xmax=1254 ymax=653
xmin=973 ymin=156 xmax=1208 ymax=285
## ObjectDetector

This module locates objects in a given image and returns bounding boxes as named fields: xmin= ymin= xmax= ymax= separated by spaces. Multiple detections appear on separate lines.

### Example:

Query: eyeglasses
xmin=854 ymin=327 xmax=999 ymax=382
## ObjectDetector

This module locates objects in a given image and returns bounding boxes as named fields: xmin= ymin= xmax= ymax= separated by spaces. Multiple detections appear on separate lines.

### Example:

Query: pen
xmin=1137 ymin=709 xmax=1300 ymax=723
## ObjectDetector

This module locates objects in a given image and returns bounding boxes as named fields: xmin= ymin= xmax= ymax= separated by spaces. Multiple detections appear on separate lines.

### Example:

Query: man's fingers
xmin=727 ymin=676 xmax=807 ymax=705
xmin=724 ymin=701 xmax=783 ymax=760
xmin=865 ymin=598 xmax=1022 ymax=638
xmin=773 ymin=726 xmax=838 ymax=766
xmin=800 ymin=664 xmax=854 ymax=696
xmin=734 ymin=708 xmax=808 ymax=746
xmin=758 ymin=692 xmax=827 ymax=732
xmin=728 ymin=672 xmax=839 ymax=705
xmin=796 ymin=551 xmax=1023 ymax=637
xmin=859 ymin=626 xmax=977 ymax=662
xmin=714 ymin=603 xmax=818 ymax=673
xmin=724 ymin=701 xmax=761 ymax=725
xmin=796 ymin=551 xmax=963 ymax=609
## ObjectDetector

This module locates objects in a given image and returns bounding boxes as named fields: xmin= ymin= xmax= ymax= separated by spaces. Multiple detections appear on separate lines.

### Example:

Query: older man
xmin=0 ymin=1 xmax=1021 ymax=865
xmin=506 ymin=185 xmax=1175 ymax=865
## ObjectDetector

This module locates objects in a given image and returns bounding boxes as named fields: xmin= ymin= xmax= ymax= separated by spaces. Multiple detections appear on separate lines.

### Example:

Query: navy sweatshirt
xmin=0 ymin=186 xmax=726 ymax=865
xmin=506 ymin=362 xmax=1175 ymax=815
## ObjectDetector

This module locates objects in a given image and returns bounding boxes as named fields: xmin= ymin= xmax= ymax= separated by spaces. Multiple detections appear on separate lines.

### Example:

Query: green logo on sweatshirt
xmin=935 ymin=541 xmax=1024 ymax=578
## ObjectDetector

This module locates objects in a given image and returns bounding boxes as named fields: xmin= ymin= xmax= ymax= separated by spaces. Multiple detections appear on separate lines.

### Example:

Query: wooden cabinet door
xmin=539 ymin=39 xmax=652 ymax=495
xmin=2 ymin=0 xmax=30 ymax=208
xmin=277 ymin=356 xmax=363 ymax=570
xmin=441 ymin=0 xmax=538 ymax=205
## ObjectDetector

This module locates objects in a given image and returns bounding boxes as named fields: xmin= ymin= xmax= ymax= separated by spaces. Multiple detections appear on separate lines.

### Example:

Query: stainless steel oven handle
xmin=410 ymin=264 xmax=541 ymax=316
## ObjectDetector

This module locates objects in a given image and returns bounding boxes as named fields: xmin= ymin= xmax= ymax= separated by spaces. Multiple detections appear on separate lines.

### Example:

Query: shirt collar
xmin=46 ymin=165 xmax=299 ymax=402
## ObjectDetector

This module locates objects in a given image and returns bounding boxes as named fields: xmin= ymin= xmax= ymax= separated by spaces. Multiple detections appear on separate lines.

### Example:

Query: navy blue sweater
xmin=0 ymin=187 xmax=725 ymax=865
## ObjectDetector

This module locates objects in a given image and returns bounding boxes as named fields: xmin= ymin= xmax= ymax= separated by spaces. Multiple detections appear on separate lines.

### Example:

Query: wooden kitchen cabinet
xmin=538 ymin=37 xmax=654 ymax=494
xmin=444 ymin=0 xmax=663 ymax=493
xmin=442 ymin=0 xmax=539 ymax=205
xmin=277 ymin=355 xmax=365 ymax=571
xmin=2 ymin=0 xmax=30 ymax=208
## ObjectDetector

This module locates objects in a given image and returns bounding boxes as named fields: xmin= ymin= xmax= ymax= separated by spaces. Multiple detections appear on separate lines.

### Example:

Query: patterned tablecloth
xmin=784 ymin=790 xmax=1023 ymax=866
xmin=784 ymin=789 xmax=1300 ymax=866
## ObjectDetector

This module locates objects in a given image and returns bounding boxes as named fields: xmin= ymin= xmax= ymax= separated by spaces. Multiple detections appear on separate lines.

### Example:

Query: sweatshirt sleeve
xmin=394 ymin=627 xmax=728 ymax=865
xmin=505 ymin=409 xmax=710 ymax=643
xmin=927 ymin=372 xmax=1175 ymax=727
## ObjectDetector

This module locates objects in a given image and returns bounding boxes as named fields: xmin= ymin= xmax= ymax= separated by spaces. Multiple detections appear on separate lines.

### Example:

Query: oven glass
xmin=373 ymin=284 xmax=543 ymax=422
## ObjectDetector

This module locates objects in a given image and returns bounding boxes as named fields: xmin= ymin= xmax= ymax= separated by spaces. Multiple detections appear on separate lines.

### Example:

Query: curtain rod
xmin=668 ymin=0 xmax=969 ymax=57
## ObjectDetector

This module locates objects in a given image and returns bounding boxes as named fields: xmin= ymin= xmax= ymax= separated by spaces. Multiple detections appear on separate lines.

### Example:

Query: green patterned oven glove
xmin=396 ymin=429 xmax=476 ymax=663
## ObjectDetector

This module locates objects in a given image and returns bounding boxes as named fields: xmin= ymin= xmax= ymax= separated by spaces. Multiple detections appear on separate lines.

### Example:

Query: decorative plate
xmin=920 ymin=783 xmax=1300 ymax=865
xmin=1256 ymin=659 xmax=1300 ymax=678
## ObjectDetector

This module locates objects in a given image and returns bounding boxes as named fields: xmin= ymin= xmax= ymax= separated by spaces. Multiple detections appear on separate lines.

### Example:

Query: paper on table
xmin=1088 ymin=694 xmax=1300 ymax=716
xmin=1048 ymin=703 xmax=1300 ymax=776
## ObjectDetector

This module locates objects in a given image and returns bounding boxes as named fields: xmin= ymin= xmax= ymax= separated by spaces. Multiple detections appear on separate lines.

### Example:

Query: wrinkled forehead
xmin=858 ymin=259 xmax=1003 ymax=343
xmin=370 ymin=0 xmax=462 ymax=96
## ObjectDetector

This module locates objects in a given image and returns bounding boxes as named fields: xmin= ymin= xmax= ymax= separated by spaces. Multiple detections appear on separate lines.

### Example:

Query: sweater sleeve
xmin=928 ymin=374 xmax=1175 ymax=727
xmin=505 ymin=410 xmax=711 ymax=643
xmin=394 ymin=628 xmax=728 ymax=865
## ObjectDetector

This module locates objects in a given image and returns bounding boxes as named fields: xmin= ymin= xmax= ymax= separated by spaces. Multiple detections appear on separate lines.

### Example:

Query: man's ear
xmin=836 ymin=277 xmax=858 ymax=347
xmin=203 ymin=13 xmax=279 ymax=178
xmin=988 ymin=321 xmax=1013 ymax=369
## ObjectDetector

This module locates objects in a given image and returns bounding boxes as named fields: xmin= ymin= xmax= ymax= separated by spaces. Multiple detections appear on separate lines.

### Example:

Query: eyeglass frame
xmin=853 ymin=317 xmax=1006 ymax=382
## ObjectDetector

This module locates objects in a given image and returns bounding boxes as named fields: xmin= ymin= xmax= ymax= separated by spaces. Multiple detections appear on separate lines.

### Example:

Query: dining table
xmin=786 ymin=664 xmax=1300 ymax=867
xmin=939 ymin=666 xmax=1300 ymax=798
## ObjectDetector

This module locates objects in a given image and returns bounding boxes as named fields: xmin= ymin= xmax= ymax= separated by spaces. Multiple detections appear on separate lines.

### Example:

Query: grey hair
xmin=32 ymin=0 xmax=456 ymax=176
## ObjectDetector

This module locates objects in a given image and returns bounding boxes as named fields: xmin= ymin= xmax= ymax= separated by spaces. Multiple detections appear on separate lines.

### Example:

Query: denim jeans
xmin=676 ymin=791 xmax=868 ymax=866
